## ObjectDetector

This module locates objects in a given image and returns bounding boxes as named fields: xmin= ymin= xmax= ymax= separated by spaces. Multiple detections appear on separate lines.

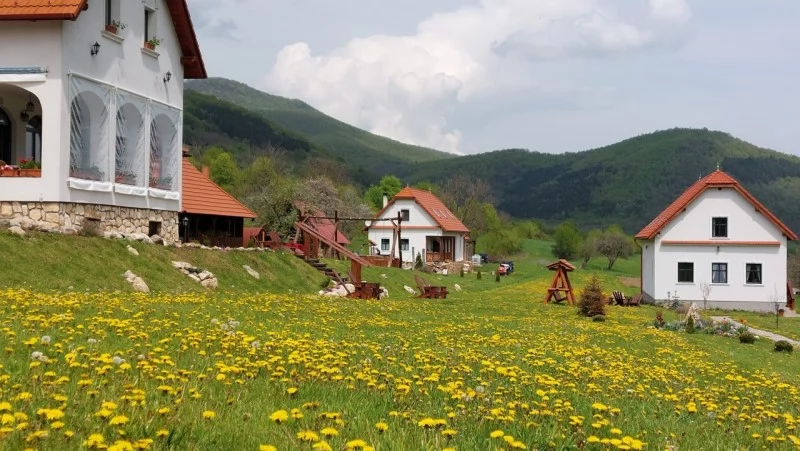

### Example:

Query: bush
xmin=477 ymin=270 xmax=482 ymax=280
xmin=577 ymin=274 xmax=606 ymax=317
xmin=774 ymin=340 xmax=794 ymax=353
xmin=414 ymin=253 xmax=423 ymax=270
xmin=495 ymin=272 xmax=501 ymax=283
xmin=592 ymin=315 xmax=606 ymax=322
xmin=460 ymin=267 xmax=464 ymax=278
xmin=685 ymin=315 xmax=696 ymax=334
xmin=738 ymin=331 xmax=756 ymax=344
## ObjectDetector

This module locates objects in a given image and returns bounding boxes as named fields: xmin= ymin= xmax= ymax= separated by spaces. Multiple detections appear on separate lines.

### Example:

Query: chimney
xmin=202 ymin=166 xmax=210 ymax=178
xmin=382 ymin=192 xmax=388 ymax=208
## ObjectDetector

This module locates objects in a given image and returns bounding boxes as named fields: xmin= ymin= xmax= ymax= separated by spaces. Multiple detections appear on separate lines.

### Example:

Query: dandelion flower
xmin=287 ymin=387 xmax=298 ymax=395
xmin=270 ymin=410 xmax=288 ymax=424
xmin=490 ymin=430 xmax=505 ymax=438
xmin=442 ymin=429 xmax=457 ymax=438
xmin=321 ymin=427 xmax=338 ymax=438
xmin=296 ymin=430 xmax=319 ymax=442
xmin=375 ymin=422 xmax=389 ymax=433
xmin=109 ymin=415 xmax=129 ymax=426
xmin=313 ymin=442 xmax=333 ymax=451
xmin=156 ymin=429 xmax=169 ymax=438
xmin=202 ymin=410 xmax=216 ymax=420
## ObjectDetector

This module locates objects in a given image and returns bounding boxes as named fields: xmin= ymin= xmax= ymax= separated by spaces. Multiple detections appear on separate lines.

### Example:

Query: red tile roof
xmin=0 ymin=0 xmax=206 ymax=79
xmin=309 ymin=216 xmax=350 ymax=245
xmin=0 ymin=0 xmax=86 ymax=20
xmin=181 ymin=159 xmax=256 ymax=219
xmin=636 ymin=169 xmax=797 ymax=241
xmin=372 ymin=187 xmax=469 ymax=233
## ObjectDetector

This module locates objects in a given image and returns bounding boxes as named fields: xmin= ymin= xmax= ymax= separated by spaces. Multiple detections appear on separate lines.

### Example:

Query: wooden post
xmin=397 ymin=211 xmax=403 ymax=268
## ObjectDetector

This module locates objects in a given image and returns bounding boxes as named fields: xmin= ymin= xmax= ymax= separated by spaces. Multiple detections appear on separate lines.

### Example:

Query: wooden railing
xmin=426 ymin=252 xmax=454 ymax=263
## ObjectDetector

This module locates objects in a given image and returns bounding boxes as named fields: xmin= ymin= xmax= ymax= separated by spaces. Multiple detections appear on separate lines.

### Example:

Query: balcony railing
xmin=426 ymin=251 xmax=454 ymax=263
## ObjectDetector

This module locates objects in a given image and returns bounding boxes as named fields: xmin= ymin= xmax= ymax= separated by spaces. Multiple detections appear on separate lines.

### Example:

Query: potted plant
xmin=149 ymin=176 xmax=172 ymax=190
xmin=115 ymin=171 xmax=137 ymax=185
xmin=18 ymin=159 xmax=41 ymax=177
xmin=71 ymin=165 xmax=104 ymax=181
xmin=0 ymin=160 xmax=17 ymax=177
xmin=105 ymin=20 xmax=127 ymax=34
xmin=144 ymin=37 xmax=162 ymax=50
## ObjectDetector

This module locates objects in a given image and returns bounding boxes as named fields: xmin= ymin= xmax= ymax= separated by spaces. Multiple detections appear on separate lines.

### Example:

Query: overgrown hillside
xmin=185 ymin=78 xmax=455 ymax=174
xmin=398 ymin=128 xmax=800 ymax=234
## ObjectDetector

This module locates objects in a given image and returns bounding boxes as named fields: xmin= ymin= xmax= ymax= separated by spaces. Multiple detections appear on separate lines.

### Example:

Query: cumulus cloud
xmin=265 ymin=0 xmax=691 ymax=153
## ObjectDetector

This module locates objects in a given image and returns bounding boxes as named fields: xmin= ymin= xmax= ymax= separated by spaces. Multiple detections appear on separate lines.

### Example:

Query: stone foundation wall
xmin=0 ymin=201 xmax=178 ymax=242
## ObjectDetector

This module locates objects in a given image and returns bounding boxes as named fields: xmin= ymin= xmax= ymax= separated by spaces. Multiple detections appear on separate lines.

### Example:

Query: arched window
xmin=69 ymin=90 xmax=108 ymax=181
xmin=115 ymin=102 xmax=144 ymax=185
xmin=0 ymin=108 xmax=11 ymax=164
xmin=26 ymin=115 xmax=42 ymax=163
xmin=149 ymin=113 xmax=177 ymax=190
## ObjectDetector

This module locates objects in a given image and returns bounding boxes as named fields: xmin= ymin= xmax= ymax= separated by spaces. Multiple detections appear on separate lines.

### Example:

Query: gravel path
xmin=710 ymin=316 xmax=800 ymax=347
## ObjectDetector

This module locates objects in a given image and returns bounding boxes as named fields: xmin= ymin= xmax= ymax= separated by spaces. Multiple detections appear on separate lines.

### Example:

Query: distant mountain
xmin=183 ymin=90 xmax=331 ymax=163
xmin=185 ymin=78 xmax=455 ymax=175
xmin=396 ymin=128 xmax=800 ymax=235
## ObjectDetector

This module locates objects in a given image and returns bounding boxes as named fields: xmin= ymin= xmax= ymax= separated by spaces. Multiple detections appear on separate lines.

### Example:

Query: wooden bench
xmin=415 ymin=274 xmax=448 ymax=299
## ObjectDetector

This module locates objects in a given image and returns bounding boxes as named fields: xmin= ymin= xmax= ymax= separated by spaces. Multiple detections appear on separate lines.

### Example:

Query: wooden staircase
xmin=293 ymin=221 xmax=373 ymax=291
xmin=302 ymin=257 xmax=343 ymax=281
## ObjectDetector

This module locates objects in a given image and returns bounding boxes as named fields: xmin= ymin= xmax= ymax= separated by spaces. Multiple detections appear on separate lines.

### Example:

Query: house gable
xmin=636 ymin=169 xmax=796 ymax=241
xmin=369 ymin=187 xmax=469 ymax=234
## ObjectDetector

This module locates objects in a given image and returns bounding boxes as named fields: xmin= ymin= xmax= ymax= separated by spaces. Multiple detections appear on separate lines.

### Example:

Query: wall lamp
xmin=163 ymin=71 xmax=172 ymax=83
xmin=90 ymin=41 xmax=101 ymax=56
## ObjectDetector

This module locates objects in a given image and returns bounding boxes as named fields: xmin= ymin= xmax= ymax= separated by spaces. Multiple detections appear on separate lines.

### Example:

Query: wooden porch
xmin=426 ymin=236 xmax=456 ymax=262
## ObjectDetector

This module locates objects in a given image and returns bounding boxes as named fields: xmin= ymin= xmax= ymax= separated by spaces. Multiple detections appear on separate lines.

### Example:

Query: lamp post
xmin=90 ymin=41 xmax=101 ymax=56
xmin=181 ymin=216 xmax=189 ymax=243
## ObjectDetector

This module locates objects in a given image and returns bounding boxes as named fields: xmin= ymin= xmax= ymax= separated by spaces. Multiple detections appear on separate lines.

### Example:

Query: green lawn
xmin=704 ymin=308 xmax=800 ymax=342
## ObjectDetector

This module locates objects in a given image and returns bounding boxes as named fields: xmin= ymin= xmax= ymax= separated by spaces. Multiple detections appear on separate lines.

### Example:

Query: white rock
xmin=172 ymin=261 xmax=189 ymax=269
xmin=127 ymin=245 xmax=139 ymax=256
xmin=454 ymin=284 xmax=462 ymax=292
xmin=123 ymin=270 xmax=149 ymax=293
xmin=380 ymin=273 xmax=388 ymax=279
xmin=379 ymin=287 xmax=389 ymax=299
xmin=198 ymin=270 xmax=213 ymax=281
xmin=243 ymin=265 xmax=260 ymax=279
xmin=150 ymin=234 xmax=164 ymax=245
xmin=201 ymin=278 xmax=218 ymax=289
xmin=404 ymin=285 xmax=417 ymax=295
xmin=9 ymin=226 xmax=25 ymax=236
xmin=188 ymin=274 xmax=201 ymax=283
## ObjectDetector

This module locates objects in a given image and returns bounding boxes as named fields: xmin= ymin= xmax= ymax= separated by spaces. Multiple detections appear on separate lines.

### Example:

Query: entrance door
xmin=0 ymin=109 xmax=11 ymax=163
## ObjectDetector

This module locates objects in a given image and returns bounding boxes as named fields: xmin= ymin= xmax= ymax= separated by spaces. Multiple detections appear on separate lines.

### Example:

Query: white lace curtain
xmin=68 ymin=74 xmax=181 ymax=190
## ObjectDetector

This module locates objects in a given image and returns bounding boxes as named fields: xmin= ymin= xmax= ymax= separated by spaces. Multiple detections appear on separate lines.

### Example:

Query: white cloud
xmin=264 ymin=0 xmax=691 ymax=153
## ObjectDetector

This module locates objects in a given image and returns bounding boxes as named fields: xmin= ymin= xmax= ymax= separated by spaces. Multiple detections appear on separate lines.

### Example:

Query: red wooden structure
xmin=544 ymin=259 xmax=576 ymax=305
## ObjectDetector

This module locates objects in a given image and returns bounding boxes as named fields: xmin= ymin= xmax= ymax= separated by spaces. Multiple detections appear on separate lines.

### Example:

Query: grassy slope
xmin=0 ymin=230 xmax=327 ymax=293
xmin=185 ymin=78 xmax=455 ymax=173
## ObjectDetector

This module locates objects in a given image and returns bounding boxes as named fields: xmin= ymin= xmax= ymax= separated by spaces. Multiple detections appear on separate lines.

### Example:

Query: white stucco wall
xmin=644 ymin=188 xmax=790 ymax=311
xmin=1 ymin=0 xmax=185 ymax=212
xmin=659 ymin=188 xmax=785 ymax=242
xmin=377 ymin=199 xmax=438 ymax=227
xmin=368 ymin=228 xmax=429 ymax=263
xmin=0 ymin=21 xmax=64 ymax=203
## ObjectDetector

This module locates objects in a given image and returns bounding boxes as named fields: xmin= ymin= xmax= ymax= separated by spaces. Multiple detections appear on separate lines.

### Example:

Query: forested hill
xmin=185 ymin=78 xmax=455 ymax=174
xmin=396 ymin=128 xmax=800 ymax=234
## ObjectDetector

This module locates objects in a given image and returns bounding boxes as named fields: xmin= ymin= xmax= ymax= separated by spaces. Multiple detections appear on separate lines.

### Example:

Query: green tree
xmin=208 ymin=151 xmax=239 ymax=191
xmin=595 ymin=224 xmax=633 ymax=270
xmin=577 ymin=274 xmax=606 ymax=317
xmin=364 ymin=175 xmax=403 ymax=210
xmin=579 ymin=229 xmax=602 ymax=269
xmin=551 ymin=221 xmax=582 ymax=260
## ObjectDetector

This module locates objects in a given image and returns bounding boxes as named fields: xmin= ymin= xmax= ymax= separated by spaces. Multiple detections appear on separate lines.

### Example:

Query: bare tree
xmin=595 ymin=233 xmax=632 ymax=270
xmin=699 ymin=282 xmax=711 ymax=310
xmin=769 ymin=284 xmax=784 ymax=329
xmin=439 ymin=174 xmax=495 ymax=232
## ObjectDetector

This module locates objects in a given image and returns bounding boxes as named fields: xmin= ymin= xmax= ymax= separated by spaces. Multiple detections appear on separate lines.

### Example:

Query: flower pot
xmin=105 ymin=24 xmax=118 ymax=34
xmin=144 ymin=42 xmax=156 ymax=50
xmin=1 ymin=168 xmax=18 ymax=177
xmin=19 ymin=168 xmax=41 ymax=177
xmin=778 ymin=309 xmax=785 ymax=317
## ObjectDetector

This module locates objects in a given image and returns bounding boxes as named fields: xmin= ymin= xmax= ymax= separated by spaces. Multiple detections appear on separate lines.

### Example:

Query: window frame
xmin=400 ymin=238 xmax=410 ymax=251
xmin=677 ymin=262 xmax=694 ymax=283
xmin=400 ymin=209 xmax=410 ymax=222
xmin=712 ymin=217 xmax=728 ymax=238
xmin=144 ymin=5 xmax=156 ymax=43
xmin=745 ymin=263 xmax=763 ymax=285
xmin=380 ymin=239 xmax=390 ymax=251
xmin=711 ymin=262 xmax=728 ymax=284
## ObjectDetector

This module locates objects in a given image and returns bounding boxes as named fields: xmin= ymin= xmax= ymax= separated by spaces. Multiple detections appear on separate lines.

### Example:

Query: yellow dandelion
xmin=321 ymin=427 xmax=338 ymax=437
xmin=156 ymin=429 xmax=169 ymax=438
xmin=202 ymin=410 xmax=216 ymax=420
xmin=490 ymin=430 xmax=505 ymax=438
xmin=297 ymin=430 xmax=319 ymax=442
xmin=375 ymin=422 xmax=389 ymax=433
xmin=109 ymin=415 xmax=129 ymax=426
xmin=270 ymin=410 xmax=289 ymax=423
xmin=259 ymin=446 xmax=277 ymax=451
xmin=313 ymin=442 xmax=333 ymax=451
xmin=287 ymin=387 xmax=298 ymax=395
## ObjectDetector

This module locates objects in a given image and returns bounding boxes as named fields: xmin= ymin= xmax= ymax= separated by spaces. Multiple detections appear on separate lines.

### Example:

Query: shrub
xmin=460 ymin=267 xmax=465 ymax=278
xmin=495 ymin=272 xmax=501 ymax=283
xmin=738 ymin=331 xmax=756 ymax=344
xmin=685 ymin=315 xmax=696 ymax=334
xmin=577 ymin=274 xmax=606 ymax=317
xmin=477 ymin=270 xmax=482 ymax=280
xmin=654 ymin=310 xmax=666 ymax=329
xmin=592 ymin=315 xmax=606 ymax=322
xmin=415 ymin=253 xmax=423 ymax=270
xmin=774 ymin=340 xmax=794 ymax=353
xmin=78 ymin=219 xmax=102 ymax=237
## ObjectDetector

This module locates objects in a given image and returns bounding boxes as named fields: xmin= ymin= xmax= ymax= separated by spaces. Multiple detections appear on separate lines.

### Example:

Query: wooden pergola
xmin=544 ymin=259 xmax=576 ymax=305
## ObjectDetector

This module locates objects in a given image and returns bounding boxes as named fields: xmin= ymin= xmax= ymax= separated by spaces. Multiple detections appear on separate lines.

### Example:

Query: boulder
xmin=197 ymin=270 xmax=213 ymax=281
xmin=127 ymin=245 xmax=139 ymax=256
xmin=201 ymin=277 xmax=218 ymax=289
xmin=150 ymin=234 xmax=164 ymax=245
xmin=123 ymin=270 xmax=150 ymax=293
xmin=454 ymin=284 xmax=462 ymax=292
xmin=243 ymin=265 xmax=260 ymax=279
xmin=9 ymin=226 xmax=25 ymax=236
xmin=404 ymin=285 xmax=417 ymax=295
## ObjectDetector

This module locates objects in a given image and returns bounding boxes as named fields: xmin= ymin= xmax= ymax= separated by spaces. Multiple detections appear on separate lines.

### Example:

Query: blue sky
xmin=190 ymin=0 xmax=800 ymax=156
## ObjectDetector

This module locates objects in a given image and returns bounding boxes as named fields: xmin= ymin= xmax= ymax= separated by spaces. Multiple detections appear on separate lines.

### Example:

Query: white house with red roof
xmin=366 ymin=187 xmax=470 ymax=264
xmin=635 ymin=169 xmax=797 ymax=312
xmin=0 ymin=0 xmax=205 ymax=242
